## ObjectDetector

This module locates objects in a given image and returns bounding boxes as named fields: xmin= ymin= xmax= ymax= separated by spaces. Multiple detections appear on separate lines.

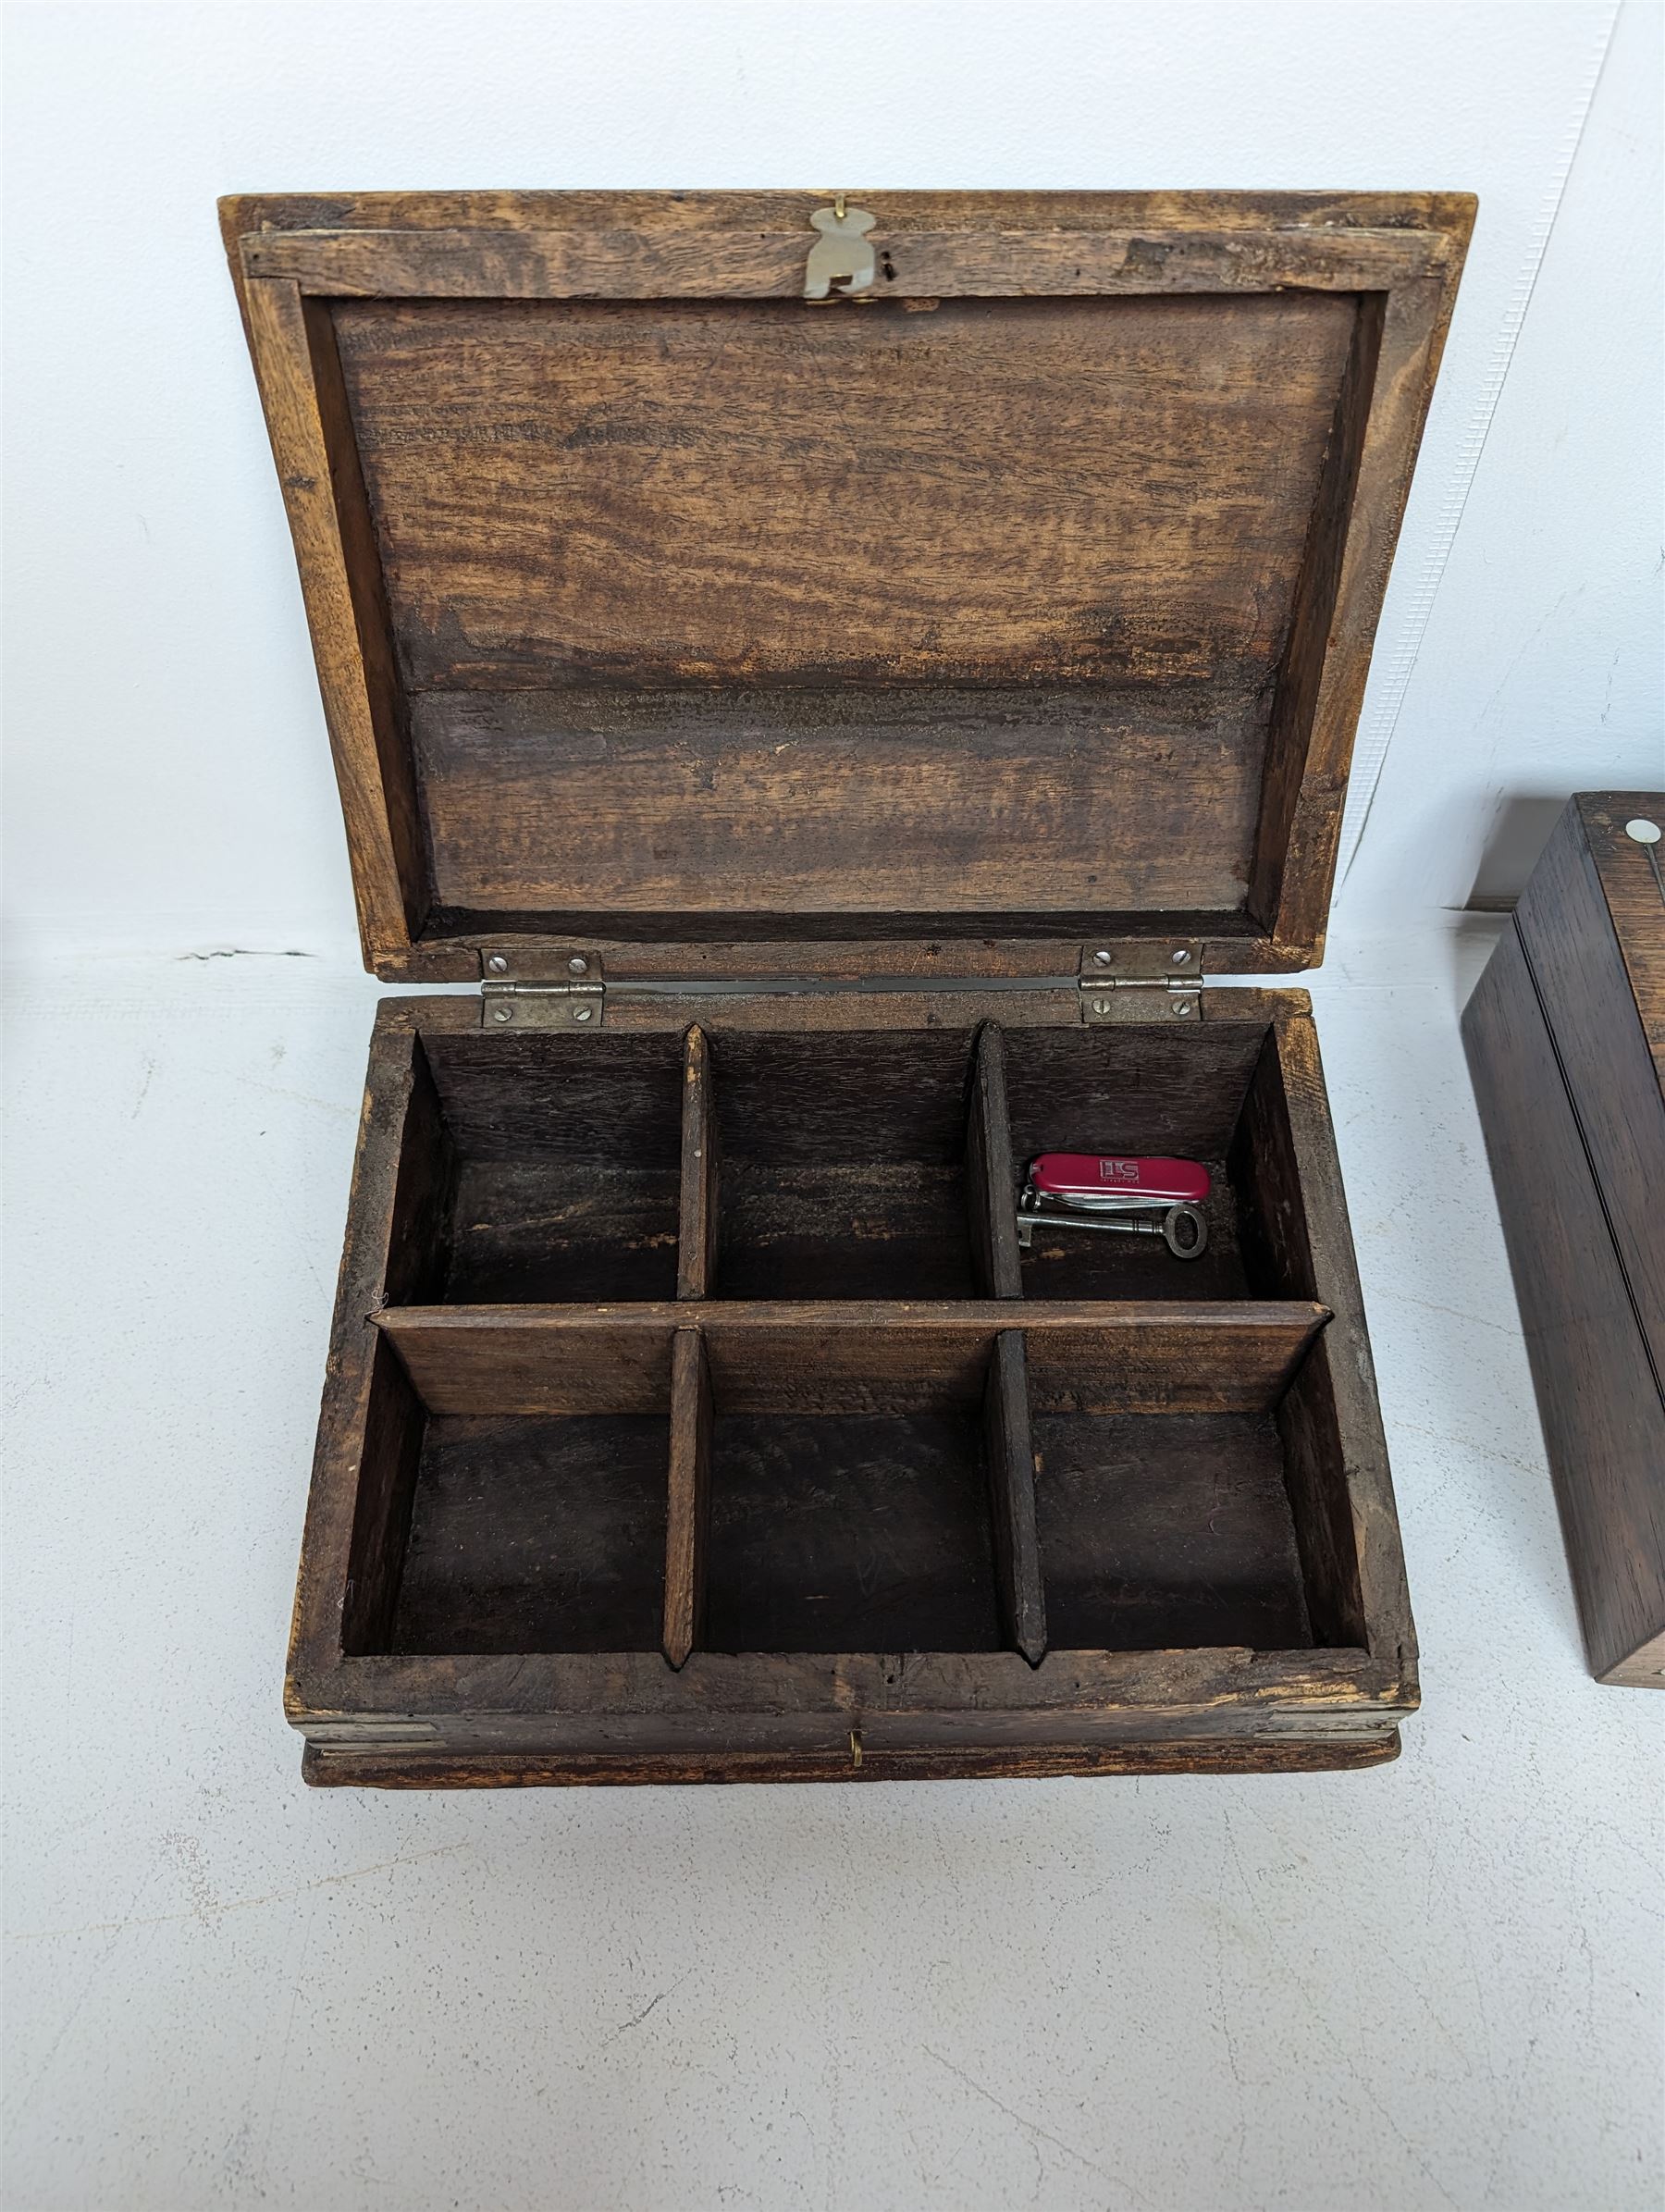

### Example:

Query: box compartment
xmin=704 ymin=1418 xmax=999 ymax=1655
xmin=340 ymin=1329 xmax=672 ymax=1657
xmin=388 ymin=1031 xmax=684 ymax=1304
xmin=1032 ymin=1414 xmax=1309 ymax=1650
xmin=388 ymin=1415 xmax=669 ymax=1655
xmin=707 ymin=1030 xmax=981 ymax=1302
xmin=1004 ymin=1025 xmax=1319 ymax=1303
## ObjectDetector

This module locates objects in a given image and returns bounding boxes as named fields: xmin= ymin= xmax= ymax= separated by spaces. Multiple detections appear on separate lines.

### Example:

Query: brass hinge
xmin=481 ymin=980 xmax=605 ymax=1029
xmin=480 ymin=948 xmax=606 ymax=1028
xmin=1079 ymin=942 xmax=1202 ymax=1024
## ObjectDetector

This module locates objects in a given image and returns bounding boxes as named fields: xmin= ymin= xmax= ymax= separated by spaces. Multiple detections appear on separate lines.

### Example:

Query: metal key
xmin=1016 ymin=1153 xmax=1211 ymax=1259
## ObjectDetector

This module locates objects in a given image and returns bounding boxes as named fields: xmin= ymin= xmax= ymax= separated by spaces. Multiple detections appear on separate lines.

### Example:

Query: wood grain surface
xmin=224 ymin=190 xmax=1472 ymax=981
xmin=1577 ymin=795 xmax=1664 ymax=1083
xmin=702 ymin=1406 xmax=1002 ymax=1656
xmin=410 ymin=685 xmax=1269 ymax=921
xmin=222 ymin=187 xmax=1475 ymax=244
xmin=302 ymin=1735 xmax=1402 ymax=1787
xmin=337 ymin=293 xmax=1350 ymax=690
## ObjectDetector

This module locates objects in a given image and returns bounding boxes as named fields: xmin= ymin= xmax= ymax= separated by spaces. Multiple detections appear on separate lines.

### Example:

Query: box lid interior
xmin=224 ymin=191 xmax=1474 ymax=983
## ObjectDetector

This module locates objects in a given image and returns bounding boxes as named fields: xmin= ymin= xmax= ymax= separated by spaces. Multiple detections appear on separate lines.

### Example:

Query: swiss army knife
xmin=1017 ymin=1154 xmax=1211 ymax=1259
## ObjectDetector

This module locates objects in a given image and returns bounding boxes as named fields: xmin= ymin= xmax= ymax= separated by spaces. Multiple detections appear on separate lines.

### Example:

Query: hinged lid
xmin=222 ymin=190 xmax=1473 ymax=985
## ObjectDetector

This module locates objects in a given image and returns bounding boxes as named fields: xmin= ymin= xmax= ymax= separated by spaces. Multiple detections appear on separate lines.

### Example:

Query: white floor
xmin=4 ymin=928 xmax=1660 ymax=2212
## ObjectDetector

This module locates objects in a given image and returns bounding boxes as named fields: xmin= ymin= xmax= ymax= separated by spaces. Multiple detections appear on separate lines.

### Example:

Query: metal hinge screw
xmin=1092 ymin=948 xmax=1113 ymax=968
xmin=1092 ymin=996 xmax=1112 ymax=1015
xmin=568 ymin=956 xmax=589 ymax=975
xmin=491 ymin=1003 xmax=512 ymax=1021
xmin=573 ymin=1005 xmax=594 ymax=1022
xmin=1170 ymin=948 xmax=1192 ymax=967
xmin=487 ymin=953 xmax=509 ymax=974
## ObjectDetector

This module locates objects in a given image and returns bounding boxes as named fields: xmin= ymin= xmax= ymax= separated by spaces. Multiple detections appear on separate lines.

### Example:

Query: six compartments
xmin=290 ymin=996 xmax=1416 ymax=1785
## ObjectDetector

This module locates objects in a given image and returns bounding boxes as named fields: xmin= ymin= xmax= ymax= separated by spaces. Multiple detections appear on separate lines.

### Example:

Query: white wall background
xmin=2 ymin=0 xmax=1659 ymax=967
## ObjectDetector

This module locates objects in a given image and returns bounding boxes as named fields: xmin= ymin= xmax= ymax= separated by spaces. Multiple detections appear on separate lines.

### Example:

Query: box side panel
xmin=287 ymin=1004 xmax=437 ymax=1700
xmin=1463 ymin=922 xmax=1665 ymax=1684
xmin=1237 ymin=1013 xmax=1413 ymax=1672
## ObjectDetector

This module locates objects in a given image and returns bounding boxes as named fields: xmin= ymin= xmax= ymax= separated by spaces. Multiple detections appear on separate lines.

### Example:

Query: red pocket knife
xmin=1018 ymin=1153 xmax=1211 ymax=1258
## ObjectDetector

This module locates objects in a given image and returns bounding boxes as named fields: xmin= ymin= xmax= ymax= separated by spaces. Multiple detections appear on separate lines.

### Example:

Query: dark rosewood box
xmin=223 ymin=189 xmax=1473 ymax=1785
xmin=1464 ymin=793 xmax=1665 ymax=1688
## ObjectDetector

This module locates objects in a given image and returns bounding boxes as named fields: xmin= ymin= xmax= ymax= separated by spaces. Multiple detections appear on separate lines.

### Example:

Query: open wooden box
xmin=224 ymin=190 xmax=1473 ymax=1784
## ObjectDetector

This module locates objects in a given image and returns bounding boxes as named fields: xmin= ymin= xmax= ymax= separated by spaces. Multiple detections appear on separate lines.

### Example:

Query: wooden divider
xmin=662 ymin=1328 xmax=714 ymax=1667
xmin=374 ymin=1302 xmax=1330 ymax=1415
xmin=676 ymin=1024 xmax=720 ymax=1300
xmin=984 ymin=1331 xmax=1046 ymax=1663
xmin=966 ymin=1021 xmax=1023 ymax=1299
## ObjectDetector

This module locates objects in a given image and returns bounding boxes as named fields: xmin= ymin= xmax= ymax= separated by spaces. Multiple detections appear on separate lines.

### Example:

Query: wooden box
xmin=223 ymin=190 xmax=1473 ymax=1785
xmin=1463 ymin=793 xmax=1665 ymax=1687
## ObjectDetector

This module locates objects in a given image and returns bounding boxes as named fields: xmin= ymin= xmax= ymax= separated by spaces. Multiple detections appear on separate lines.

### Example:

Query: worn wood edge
xmin=301 ymin=1733 xmax=1403 ymax=1786
xmin=287 ymin=1639 xmax=1408 ymax=1727
xmin=610 ymin=988 xmax=1087 ymax=1033
xmin=424 ymin=931 xmax=1311 ymax=985
xmin=295 ymin=296 xmax=430 ymax=948
xmin=488 ymin=932 xmax=1261 ymax=981
xmin=662 ymin=1329 xmax=713 ymax=1667
xmin=221 ymin=189 xmax=1477 ymax=234
xmin=468 ymin=986 xmax=1314 ymax=1034
xmin=238 ymin=220 xmax=1449 ymax=300
xmin=1249 ymin=294 xmax=1385 ymax=947
xmin=372 ymin=1297 xmax=1333 ymax=1335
